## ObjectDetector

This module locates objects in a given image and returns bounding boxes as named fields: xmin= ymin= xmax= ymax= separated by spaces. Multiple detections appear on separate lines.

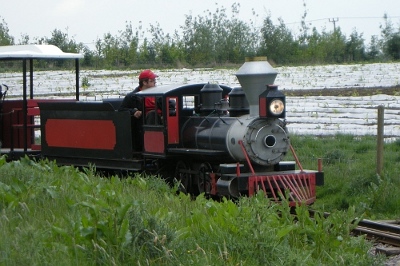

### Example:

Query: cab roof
xmin=136 ymin=83 xmax=232 ymax=97
xmin=0 ymin=44 xmax=83 ymax=59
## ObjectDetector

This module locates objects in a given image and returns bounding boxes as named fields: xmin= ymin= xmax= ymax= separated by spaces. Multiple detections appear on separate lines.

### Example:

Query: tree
xmin=181 ymin=12 xmax=215 ymax=65
xmin=259 ymin=16 xmax=299 ymax=64
xmin=386 ymin=34 xmax=400 ymax=60
xmin=380 ymin=13 xmax=394 ymax=42
xmin=345 ymin=30 xmax=366 ymax=62
xmin=180 ymin=3 xmax=260 ymax=65
xmin=0 ymin=17 xmax=14 ymax=46
xmin=303 ymin=27 xmax=324 ymax=63
xmin=119 ymin=21 xmax=140 ymax=66
xmin=213 ymin=3 xmax=259 ymax=63
xmin=46 ymin=28 xmax=80 ymax=53
xmin=45 ymin=28 xmax=83 ymax=67
xmin=147 ymin=22 xmax=184 ymax=66
xmin=18 ymin=33 xmax=30 ymax=45
xmin=101 ymin=32 xmax=121 ymax=67
xmin=322 ymin=28 xmax=347 ymax=63
xmin=367 ymin=35 xmax=382 ymax=60
xmin=81 ymin=45 xmax=95 ymax=67
xmin=298 ymin=0 xmax=310 ymax=46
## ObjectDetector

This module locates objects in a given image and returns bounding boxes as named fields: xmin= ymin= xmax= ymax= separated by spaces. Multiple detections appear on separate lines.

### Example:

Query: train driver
xmin=119 ymin=69 xmax=158 ymax=150
xmin=119 ymin=69 xmax=158 ymax=118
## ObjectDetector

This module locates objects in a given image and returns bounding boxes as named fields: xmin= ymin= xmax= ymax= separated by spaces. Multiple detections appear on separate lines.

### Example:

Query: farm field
xmin=1 ymin=62 xmax=400 ymax=140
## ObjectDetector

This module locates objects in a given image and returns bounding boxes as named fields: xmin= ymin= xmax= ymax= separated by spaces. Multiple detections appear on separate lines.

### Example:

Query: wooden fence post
xmin=376 ymin=105 xmax=384 ymax=176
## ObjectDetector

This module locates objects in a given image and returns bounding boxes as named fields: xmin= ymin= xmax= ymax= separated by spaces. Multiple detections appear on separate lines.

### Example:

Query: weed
xmin=81 ymin=76 xmax=91 ymax=88
xmin=323 ymin=149 xmax=346 ymax=164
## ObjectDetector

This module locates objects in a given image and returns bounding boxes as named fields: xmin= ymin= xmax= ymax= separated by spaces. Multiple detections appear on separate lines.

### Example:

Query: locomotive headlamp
xmin=269 ymin=99 xmax=285 ymax=115
xmin=259 ymin=85 xmax=286 ymax=118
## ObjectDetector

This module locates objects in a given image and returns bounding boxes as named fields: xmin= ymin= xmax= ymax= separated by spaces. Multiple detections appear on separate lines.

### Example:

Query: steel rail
xmin=353 ymin=220 xmax=400 ymax=247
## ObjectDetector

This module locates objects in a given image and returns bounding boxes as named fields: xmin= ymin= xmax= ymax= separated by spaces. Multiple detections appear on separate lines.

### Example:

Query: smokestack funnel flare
xmin=235 ymin=57 xmax=278 ymax=116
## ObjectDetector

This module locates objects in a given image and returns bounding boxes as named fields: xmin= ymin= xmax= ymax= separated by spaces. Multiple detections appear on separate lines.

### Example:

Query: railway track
xmin=353 ymin=219 xmax=400 ymax=248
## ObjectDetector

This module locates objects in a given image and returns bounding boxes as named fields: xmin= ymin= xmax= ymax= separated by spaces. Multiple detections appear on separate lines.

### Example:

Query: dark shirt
xmin=119 ymin=87 xmax=143 ymax=150
xmin=119 ymin=86 xmax=142 ymax=115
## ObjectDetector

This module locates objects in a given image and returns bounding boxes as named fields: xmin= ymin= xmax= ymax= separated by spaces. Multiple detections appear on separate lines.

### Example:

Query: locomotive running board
xmin=168 ymin=148 xmax=226 ymax=156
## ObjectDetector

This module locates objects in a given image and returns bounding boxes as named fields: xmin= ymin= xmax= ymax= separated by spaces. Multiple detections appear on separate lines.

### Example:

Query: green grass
xmin=1 ymin=134 xmax=398 ymax=265
xmin=288 ymin=134 xmax=400 ymax=219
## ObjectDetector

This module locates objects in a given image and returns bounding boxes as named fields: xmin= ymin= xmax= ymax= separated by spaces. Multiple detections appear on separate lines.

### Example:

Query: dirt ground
xmin=282 ymin=86 xmax=400 ymax=97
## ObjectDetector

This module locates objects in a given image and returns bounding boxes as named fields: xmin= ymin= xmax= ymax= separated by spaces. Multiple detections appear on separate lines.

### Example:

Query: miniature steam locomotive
xmin=39 ymin=58 xmax=324 ymax=204
xmin=0 ymin=46 xmax=323 ymax=205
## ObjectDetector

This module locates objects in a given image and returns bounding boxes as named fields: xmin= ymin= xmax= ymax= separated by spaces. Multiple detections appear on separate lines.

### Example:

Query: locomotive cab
xmin=139 ymin=93 xmax=179 ymax=157
xmin=136 ymin=83 xmax=232 ymax=158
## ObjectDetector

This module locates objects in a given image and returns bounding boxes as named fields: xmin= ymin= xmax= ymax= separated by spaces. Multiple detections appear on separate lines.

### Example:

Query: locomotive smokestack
xmin=235 ymin=56 xmax=278 ymax=116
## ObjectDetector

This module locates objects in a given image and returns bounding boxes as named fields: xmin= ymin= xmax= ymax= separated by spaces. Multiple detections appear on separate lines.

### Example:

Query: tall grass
xmin=1 ymin=134 xmax=397 ymax=265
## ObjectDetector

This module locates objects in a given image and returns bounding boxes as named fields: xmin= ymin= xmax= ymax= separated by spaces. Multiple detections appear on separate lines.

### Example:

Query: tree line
xmin=1 ymin=2 xmax=400 ymax=69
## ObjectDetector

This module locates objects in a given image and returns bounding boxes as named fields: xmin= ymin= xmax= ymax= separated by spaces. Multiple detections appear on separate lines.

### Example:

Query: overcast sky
xmin=1 ymin=0 xmax=399 ymax=48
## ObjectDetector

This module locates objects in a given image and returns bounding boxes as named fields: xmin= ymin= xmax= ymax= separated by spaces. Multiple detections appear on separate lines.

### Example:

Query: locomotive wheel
xmin=196 ymin=162 xmax=212 ymax=195
xmin=174 ymin=161 xmax=191 ymax=194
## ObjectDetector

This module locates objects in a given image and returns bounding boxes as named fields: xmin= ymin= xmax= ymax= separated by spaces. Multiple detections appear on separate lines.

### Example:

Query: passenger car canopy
xmin=0 ymin=44 xmax=83 ymax=59
xmin=0 ymin=44 xmax=83 ymax=99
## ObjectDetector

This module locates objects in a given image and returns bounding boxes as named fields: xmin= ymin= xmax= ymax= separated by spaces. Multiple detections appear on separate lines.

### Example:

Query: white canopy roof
xmin=0 ymin=44 xmax=83 ymax=59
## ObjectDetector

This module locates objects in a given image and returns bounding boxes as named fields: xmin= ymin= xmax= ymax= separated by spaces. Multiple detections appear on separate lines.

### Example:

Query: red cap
xmin=139 ymin=69 xmax=158 ymax=80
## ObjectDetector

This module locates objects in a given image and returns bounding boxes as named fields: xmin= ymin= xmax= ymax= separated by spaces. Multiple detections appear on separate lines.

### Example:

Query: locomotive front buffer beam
xmin=216 ymin=162 xmax=324 ymax=206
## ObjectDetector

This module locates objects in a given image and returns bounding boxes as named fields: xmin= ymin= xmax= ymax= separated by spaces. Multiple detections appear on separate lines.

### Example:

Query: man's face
xmin=143 ymin=79 xmax=156 ymax=89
